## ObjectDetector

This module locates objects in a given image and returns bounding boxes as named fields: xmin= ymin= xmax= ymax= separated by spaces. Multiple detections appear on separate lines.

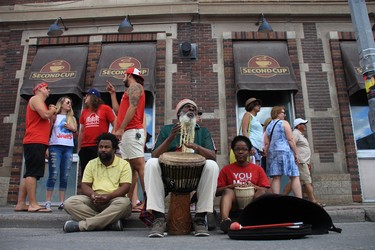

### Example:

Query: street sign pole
xmin=348 ymin=0 xmax=375 ymax=132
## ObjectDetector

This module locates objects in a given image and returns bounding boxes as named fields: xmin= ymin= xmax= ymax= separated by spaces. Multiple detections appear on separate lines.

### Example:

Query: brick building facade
xmin=1 ymin=0 xmax=374 ymax=205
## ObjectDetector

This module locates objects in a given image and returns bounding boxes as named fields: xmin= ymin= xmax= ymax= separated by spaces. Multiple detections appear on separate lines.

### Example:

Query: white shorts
xmin=119 ymin=128 xmax=145 ymax=160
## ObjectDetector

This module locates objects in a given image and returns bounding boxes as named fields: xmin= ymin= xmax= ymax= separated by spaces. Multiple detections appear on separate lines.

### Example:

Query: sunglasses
xmin=62 ymin=99 xmax=72 ymax=105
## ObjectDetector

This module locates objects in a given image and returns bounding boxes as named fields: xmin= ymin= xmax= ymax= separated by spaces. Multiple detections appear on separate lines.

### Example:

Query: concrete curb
xmin=1 ymin=205 xmax=374 ymax=229
xmin=0 ymin=207 xmax=146 ymax=229
xmin=325 ymin=206 xmax=375 ymax=223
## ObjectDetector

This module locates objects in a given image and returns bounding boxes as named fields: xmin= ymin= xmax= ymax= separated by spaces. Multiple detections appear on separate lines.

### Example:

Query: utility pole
xmin=348 ymin=0 xmax=375 ymax=132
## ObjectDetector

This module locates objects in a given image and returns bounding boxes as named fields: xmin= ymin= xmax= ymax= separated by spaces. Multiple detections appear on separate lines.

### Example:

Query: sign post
xmin=348 ymin=0 xmax=375 ymax=132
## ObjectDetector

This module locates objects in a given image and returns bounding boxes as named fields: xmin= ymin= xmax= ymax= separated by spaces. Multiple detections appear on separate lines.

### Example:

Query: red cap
xmin=125 ymin=67 xmax=144 ymax=81
xmin=32 ymin=82 xmax=49 ymax=95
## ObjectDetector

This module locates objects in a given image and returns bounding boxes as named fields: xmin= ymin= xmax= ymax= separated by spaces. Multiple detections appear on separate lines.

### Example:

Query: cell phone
xmin=136 ymin=132 xmax=141 ymax=140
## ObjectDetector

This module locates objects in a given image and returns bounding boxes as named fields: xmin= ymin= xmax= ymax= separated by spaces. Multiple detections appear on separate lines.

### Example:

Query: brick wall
xmin=302 ymin=23 xmax=338 ymax=164
xmin=0 ymin=30 xmax=23 ymax=204
xmin=330 ymin=32 xmax=362 ymax=202
xmin=172 ymin=23 xmax=221 ymax=152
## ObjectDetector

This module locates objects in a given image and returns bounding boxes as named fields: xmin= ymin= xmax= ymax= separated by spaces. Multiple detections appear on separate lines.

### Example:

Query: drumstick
xmin=229 ymin=221 xmax=303 ymax=231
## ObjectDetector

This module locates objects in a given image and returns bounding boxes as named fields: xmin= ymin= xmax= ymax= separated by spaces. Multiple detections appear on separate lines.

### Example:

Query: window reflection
xmin=351 ymin=106 xmax=375 ymax=150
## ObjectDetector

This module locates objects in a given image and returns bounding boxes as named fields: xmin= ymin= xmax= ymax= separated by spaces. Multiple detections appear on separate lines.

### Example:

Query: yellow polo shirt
xmin=82 ymin=156 xmax=132 ymax=195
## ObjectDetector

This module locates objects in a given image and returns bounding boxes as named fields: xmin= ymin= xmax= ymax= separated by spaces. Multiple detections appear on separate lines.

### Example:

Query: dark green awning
xmin=234 ymin=41 xmax=298 ymax=92
xmin=21 ymin=45 xmax=88 ymax=100
xmin=92 ymin=43 xmax=156 ymax=95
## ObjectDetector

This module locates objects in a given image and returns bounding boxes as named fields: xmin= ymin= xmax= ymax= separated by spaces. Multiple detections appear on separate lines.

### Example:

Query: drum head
xmin=159 ymin=152 xmax=206 ymax=166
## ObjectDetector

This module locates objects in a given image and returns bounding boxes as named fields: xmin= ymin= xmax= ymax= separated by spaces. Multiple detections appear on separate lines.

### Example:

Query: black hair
xmin=96 ymin=133 xmax=119 ymax=150
xmin=231 ymin=135 xmax=252 ymax=150
xmin=133 ymin=75 xmax=144 ymax=85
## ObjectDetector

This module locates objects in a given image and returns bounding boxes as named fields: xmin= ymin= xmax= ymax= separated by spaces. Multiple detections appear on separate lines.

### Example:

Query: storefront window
xmin=351 ymin=105 xmax=375 ymax=150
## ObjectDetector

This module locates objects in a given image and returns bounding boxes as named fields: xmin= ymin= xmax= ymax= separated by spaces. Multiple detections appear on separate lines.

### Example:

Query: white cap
xmin=293 ymin=118 xmax=308 ymax=128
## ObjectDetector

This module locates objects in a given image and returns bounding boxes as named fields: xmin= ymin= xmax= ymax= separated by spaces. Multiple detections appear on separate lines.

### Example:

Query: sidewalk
xmin=1 ymin=204 xmax=374 ymax=229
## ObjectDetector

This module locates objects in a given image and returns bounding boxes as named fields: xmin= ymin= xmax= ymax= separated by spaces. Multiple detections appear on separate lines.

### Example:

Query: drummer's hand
xmin=169 ymin=123 xmax=181 ymax=138
xmin=246 ymin=181 xmax=255 ymax=188
xmin=185 ymin=142 xmax=199 ymax=151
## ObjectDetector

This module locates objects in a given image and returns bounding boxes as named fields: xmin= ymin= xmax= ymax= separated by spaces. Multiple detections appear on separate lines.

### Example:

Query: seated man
xmin=216 ymin=135 xmax=270 ymax=233
xmin=63 ymin=133 xmax=132 ymax=233
xmin=145 ymin=99 xmax=219 ymax=237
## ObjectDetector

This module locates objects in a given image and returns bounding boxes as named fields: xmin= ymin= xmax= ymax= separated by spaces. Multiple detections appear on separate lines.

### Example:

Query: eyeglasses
xmin=65 ymin=100 xmax=71 ymax=105
xmin=280 ymin=111 xmax=286 ymax=114
xmin=233 ymin=147 xmax=249 ymax=152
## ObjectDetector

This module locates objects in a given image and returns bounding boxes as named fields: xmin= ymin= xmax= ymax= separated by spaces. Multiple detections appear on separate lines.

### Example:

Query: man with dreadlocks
xmin=144 ymin=99 xmax=219 ymax=238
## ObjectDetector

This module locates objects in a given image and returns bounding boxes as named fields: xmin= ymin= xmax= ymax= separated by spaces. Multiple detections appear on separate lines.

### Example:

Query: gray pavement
xmin=0 ymin=203 xmax=374 ymax=229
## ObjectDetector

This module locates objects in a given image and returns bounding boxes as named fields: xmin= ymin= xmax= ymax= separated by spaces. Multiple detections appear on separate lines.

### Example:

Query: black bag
xmin=228 ymin=194 xmax=341 ymax=240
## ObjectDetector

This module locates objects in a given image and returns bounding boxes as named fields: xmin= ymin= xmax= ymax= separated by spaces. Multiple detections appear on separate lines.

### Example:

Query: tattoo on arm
xmin=128 ymin=84 xmax=142 ymax=107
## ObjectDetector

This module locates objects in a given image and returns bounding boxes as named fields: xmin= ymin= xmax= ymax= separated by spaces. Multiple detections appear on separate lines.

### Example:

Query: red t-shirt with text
xmin=79 ymin=104 xmax=115 ymax=147
xmin=218 ymin=162 xmax=270 ymax=188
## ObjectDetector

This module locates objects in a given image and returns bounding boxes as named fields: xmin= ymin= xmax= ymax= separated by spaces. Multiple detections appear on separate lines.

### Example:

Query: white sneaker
xmin=45 ymin=201 xmax=51 ymax=209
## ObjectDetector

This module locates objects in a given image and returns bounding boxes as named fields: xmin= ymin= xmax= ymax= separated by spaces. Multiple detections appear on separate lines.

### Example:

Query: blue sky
xmin=351 ymin=106 xmax=372 ymax=140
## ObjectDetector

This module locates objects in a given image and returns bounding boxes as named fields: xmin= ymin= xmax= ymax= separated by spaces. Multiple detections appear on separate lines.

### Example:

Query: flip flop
xmin=28 ymin=207 xmax=52 ymax=213
xmin=315 ymin=202 xmax=326 ymax=207
xmin=14 ymin=208 xmax=28 ymax=212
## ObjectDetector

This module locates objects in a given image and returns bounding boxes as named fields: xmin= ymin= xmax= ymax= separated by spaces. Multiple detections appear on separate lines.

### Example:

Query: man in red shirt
xmin=216 ymin=135 xmax=270 ymax=233
xmin=15 ymin=82 xmax=57 ymax=213
xmin=110 ymin=67 xmax=146 ymax=208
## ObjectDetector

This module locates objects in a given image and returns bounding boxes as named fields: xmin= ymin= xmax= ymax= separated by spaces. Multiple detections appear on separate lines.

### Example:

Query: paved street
xmin=1 ymin=223 xmax=375 ymax=250
xmin=1 ymin=204 xmax=374 ymax=250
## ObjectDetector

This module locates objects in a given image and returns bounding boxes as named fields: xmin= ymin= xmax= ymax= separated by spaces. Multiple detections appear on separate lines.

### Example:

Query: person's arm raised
xmin=106 ymin=80 xmax=119 ymax=114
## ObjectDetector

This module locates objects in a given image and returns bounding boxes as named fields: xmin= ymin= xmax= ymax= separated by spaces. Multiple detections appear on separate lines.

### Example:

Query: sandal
xmin=315 ymin=202 xmax=326 ymax=207
xmin=220 ymin=218 xmax=232 ymax=234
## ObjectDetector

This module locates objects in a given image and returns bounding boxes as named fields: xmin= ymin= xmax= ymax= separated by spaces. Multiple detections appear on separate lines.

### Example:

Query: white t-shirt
xmin=49 ymin=114 xmax=74 ymax=147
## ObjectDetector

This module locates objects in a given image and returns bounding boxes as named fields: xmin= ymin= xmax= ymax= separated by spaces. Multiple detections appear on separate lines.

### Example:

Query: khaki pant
xmin=145 ymin=158 xmax=219 ymax=214
xmin=64 ymin=195 xmax=131 ymax=231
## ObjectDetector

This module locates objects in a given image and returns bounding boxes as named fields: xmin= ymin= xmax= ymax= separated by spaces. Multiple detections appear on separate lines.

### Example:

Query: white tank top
xmin=49 ymin=114 xmax=74 ymax=147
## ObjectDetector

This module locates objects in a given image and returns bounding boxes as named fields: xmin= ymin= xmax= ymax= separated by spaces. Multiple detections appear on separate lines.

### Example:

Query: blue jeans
xmin=46 ymin=145 xmax=73 ymax=191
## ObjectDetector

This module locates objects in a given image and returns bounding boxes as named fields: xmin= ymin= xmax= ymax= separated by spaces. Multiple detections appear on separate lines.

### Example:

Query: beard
xmin=179 ymin=111 xmax=197 ymax=128
xmin=123 ymin=78 xmax=129 ymax=88
xmin=179 ymin=111 xmax=197 ymax=153
xmin=98 ymin=152 xmax=113 ymax=163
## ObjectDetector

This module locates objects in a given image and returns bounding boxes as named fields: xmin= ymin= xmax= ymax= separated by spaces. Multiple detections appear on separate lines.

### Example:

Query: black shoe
xmin=220 ymin=218 xmax=232 ymax=234
xmin=193 ymin=217 xmax=209 ymax=237
xmin=58 ymin=203 xmax=64 ymax=210
xmin=63 ymin=220 xmax=80 ymax=233
xmin=106 ymin=220 xmax=123 ymax=231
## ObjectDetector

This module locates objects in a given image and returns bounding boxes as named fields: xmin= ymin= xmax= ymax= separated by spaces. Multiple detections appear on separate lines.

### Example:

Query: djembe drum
xmin=234 ymin=186 xmax=255 ymax=209
xmin=159 ymin=152 xmax=206 ymax=235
